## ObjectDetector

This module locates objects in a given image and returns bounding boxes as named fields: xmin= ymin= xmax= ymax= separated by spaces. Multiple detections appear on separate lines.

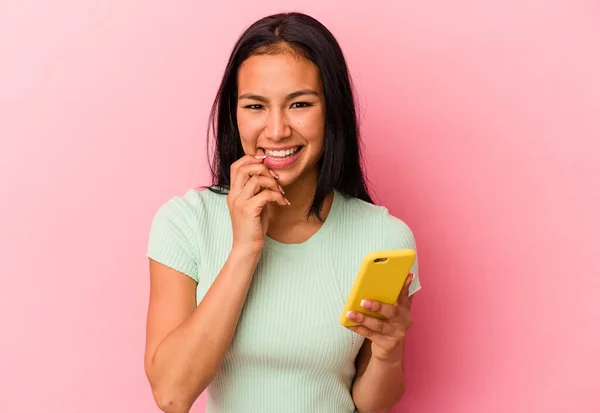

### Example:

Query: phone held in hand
xmin=340 ymin=249 xmax=416 ymax=327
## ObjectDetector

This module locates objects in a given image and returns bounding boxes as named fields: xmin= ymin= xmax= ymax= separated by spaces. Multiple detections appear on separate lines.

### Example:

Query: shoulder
xmin=336 ymin=193 xmax=386 ymax=223
xmin=337 ymin=194 xmax=414 ymax=243
xmin=379 ymin=206 xmax=416 ymax=250
xmin=152 ymin=187 xmax=226 ymax=223
xmin=375 ymin=203 xmax=421 ymax=294
xmin=334 ymin=194 xmax=421 ymax=293
xmin=146 ymin=187 xmax=228 ymax=280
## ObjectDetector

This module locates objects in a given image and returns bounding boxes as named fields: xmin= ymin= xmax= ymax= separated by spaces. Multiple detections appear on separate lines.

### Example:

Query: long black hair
xmin=206 ymin=12 xmax=374 ymax=219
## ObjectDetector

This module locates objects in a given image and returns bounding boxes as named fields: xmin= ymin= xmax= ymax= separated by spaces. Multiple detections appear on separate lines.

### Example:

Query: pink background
xmin=1 ymin=1 xmax=599 ymax=412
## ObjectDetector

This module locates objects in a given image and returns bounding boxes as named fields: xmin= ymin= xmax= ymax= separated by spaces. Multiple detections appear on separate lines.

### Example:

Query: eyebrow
xmin=238 ymin=89 xmax=320 ymax=102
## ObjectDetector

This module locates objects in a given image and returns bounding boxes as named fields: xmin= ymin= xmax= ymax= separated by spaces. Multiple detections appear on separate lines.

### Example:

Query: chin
xmin=274 ymin=170 xmax=299 ymax=187
xmin=280 ymin=166 xmax=318 ymax=189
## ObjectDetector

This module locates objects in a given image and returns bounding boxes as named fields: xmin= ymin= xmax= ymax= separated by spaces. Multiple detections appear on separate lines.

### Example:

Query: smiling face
xmin=236 ymin=52 xmax=326 ymax=188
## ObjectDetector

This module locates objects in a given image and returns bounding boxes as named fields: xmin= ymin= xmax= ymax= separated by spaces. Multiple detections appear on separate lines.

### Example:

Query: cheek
xmin=237 ymin=111 xmax=262 ymax=144
xmin=294 ymin=110 xmax=325 ymax=140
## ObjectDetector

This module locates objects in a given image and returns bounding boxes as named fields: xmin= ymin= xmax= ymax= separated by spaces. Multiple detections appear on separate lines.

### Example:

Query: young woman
xmin=144 ymin=12 xmax=421 ymax=413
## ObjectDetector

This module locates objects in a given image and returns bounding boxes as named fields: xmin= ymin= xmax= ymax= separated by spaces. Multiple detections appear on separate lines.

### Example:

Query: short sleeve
xmin=147 ymin=192 xmax=200 ymax=282
xmin=380 ymin=209 xmax=422 ymax=296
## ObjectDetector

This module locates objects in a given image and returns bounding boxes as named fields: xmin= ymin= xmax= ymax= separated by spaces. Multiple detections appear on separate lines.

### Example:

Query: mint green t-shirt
xmin=147 ymin=188 xmax=421 ymax=413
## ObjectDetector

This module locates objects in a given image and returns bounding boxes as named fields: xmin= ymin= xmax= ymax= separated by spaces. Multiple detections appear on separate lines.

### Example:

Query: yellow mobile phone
xmin=340 ymin=249 xmax=416 ymax=327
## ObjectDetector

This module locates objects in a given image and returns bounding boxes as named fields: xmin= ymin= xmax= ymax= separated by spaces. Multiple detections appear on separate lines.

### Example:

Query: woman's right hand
xmin=227 ymin=151 xmax=289 ymax=254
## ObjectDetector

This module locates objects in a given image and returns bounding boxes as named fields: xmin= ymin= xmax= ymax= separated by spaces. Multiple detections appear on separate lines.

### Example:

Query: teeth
xmin=264 ymin=147 xmax=300 ymax=158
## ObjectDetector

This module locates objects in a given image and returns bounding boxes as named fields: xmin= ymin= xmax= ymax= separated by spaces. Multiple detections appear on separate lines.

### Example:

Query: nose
xmin=264 ymin=109 xmax=292 ymax=141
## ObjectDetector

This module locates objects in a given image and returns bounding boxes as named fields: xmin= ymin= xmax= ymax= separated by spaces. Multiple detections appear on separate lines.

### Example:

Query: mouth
xmin=260 ymin=146 xmax=303 ymax=169
xmin=261 ymin=146 xmax=302 ymax=159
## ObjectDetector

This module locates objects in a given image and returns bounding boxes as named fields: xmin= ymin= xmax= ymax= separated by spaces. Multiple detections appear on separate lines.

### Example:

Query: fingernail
xmin=284 ymin=197 xmax=291 ymax=205
xmin=360 ymin=299 xmax=373 ymax=310
xmin=255 ymin=154 xmax=267 ymax=159
xmin=278 ymin=185 xmax=285 ymax=194
xmin=346 ymin=311 xmax=356 ymax=320
xmin=269 ymin=170 xmax=278 ymax=179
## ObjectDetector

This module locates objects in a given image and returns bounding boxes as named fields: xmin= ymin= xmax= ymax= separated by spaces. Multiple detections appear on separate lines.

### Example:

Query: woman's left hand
xmin=345 ymin=273 xmax=414 ymax=365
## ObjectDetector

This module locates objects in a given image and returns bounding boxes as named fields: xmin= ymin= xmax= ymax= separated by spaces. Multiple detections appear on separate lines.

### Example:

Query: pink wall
xmin=1 ymin=1 xmax=598 ymax=412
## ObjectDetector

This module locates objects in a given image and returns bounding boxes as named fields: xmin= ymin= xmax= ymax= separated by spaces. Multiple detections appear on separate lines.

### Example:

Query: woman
xmin=145 ymin=12 xmax=421 ymax=413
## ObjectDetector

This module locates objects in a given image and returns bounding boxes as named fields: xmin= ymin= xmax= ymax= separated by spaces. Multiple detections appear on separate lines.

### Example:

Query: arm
xmin=349 ymin=277 xmax=416 ymax=413
xmin=144 ymin=247 xmax=260 ymax=413
xmin=351 ymin=295 xmax=414 ymax=413
xmin=352 ymin=341 xmax=407 ymax=413
xmin=144 ymin=153 xmax=286 ymax=413
xmin=144 ymin=153 xmax=286 ymax=412
xmin=352 ymin=211 xmax=421 ymax=411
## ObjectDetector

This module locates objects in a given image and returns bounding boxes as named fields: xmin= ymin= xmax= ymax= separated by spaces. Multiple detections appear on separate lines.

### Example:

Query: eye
xmin=290 ymin=102 xmax=312 ymax=109
xmin=244 ymin=104 xmax=264 ymax=110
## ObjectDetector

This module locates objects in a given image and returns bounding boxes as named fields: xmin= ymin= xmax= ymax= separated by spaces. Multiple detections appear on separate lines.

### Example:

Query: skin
xmin=144 ymin=52 xmax=415 ymax=413
xmin=236 ymin=52 xmax=331 ymax=245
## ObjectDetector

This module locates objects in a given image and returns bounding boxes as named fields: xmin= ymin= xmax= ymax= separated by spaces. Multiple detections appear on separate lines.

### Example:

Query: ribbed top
xmin=147 ymin=188 xmax=421 ymax=413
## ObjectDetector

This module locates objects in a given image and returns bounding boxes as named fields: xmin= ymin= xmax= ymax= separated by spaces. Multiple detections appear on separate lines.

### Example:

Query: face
xmin=236 ymin=53 xmax=325 ymax=188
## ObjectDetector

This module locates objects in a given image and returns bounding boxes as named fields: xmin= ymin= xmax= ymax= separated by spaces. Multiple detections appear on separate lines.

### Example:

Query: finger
xmin=229 ymin=148 xmax=276 ymax=187
xmin=397 ymin=273 xmax=414 ymax=304
xmin=347 ymin=326 xmax=399 ymax=353
xmin=359 ymin=299 xmax=399 ymax=319
xmin=231 ymin=163 xmax=277 ymax=195
xmin=229 ymin=153 xmax=266 ymax=185
xmin=248 ymin=188 xmax=290 ymax=209
xmin=239 ymin=175 xmax=284 ymax=200
xmin=346 ymin=324 xmax=378 ymax=340
xmin=345 ymin=311 xmax=394 ymax=336
xmin=345 ymin=326 xmax=399 ymax=354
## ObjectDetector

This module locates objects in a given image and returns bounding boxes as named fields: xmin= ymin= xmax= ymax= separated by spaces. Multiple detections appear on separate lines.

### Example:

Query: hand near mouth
xmin=227 ymin=149 xmax=290 ymax=253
